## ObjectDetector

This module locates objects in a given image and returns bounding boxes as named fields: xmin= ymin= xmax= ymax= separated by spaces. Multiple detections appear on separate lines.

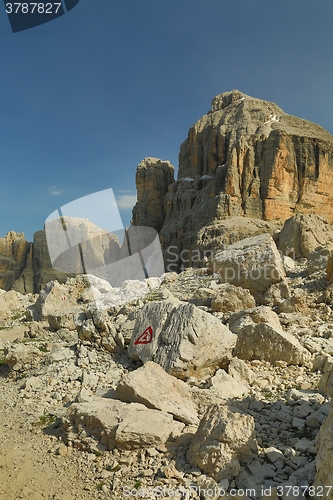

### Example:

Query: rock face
xmin=0 ymin=232 xmax=30 ymax=291
xmin=14 ymin=217 xmax=123 ymax=294
xmin=133 ymin=90 xmax=333 ymax=267
xmin=132 ymin=157 xmax=175 ymax=232
xmin=5 ymin=216 xmax=163 ymax=295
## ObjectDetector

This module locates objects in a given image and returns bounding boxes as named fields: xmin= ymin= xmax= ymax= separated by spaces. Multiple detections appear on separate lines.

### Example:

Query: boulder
xmin=314 ymin=407 xmax=333 ymax=493
xmin=64 ymin=397 xmax=179 ymax=451
xmin=277 ymin=289 xmax=308 ymax=314
xmin=307 ymin=246 xmax=331 ymax=276
xmin=318 ymin=356 xmax=333 ymax=397
xmin=228 ymin=357 xmax=255 ymax=385
xmin=3 ymin=343 xmax=42 ymax=370
xmin=92 ymin=277 xmax=162 ymax=311
xmin=26 ymin=278 xmax=85 ymax=322
xmin=187 ymin=404 xmax=256 ymax=481
xmin=278 ymin=214 xmax=333 ymax=259
xmin=209 ymin=233 xmax=289 ymax=304
xmin=234 ymin=322 xmax=311 ymax=366
xmin=211 ymin=284 xmax=255 ymax=313
xmin=0 ymin=289 xmax=33 ymax=324
xmin=282 ymin=255 xmax=295 ymax=274
xmin=115 ymin=408 xmax=178 ymax=450
xmin=74 ymin=308 xmax=124 ymax=353
xmin=188 ymin=287 xmax=218 ymax=307
xmin=116 ymin=361 xmax=198 ymax=424
xmin=229 ymin=306 xmax=283 ymax=334
xmin=207 ymin=369 xmax=249 ymax=398
xmin=128 ymin=298 xmax=236 ymax=381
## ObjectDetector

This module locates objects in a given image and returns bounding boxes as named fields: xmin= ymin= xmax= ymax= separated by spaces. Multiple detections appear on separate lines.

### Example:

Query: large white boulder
xmin=64 ymin=397 xmax=180 ymax=451
xmin=128 ymin=298 xmax=236 ymax=381
xmin=187 ymin=404 xmax=256 ymax=481
xmin=314 ymin=406 xmax=333 ymax=493
xmin=234 ymin=322 xmax=311 ymax=366
xmin=210 ymin=233 xmax=289 ymax=304
xmin=116 ymin=361 xmax=198 ymax=424
xmin=229 ymin=306 xmax=283 ymax=334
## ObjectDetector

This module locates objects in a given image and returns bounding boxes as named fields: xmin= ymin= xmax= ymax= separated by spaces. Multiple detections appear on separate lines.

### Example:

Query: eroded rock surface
xmin=133 ymin=90 xmax=333 ymax=269
xmin=128 ymin=298 xmax=236 ymax=381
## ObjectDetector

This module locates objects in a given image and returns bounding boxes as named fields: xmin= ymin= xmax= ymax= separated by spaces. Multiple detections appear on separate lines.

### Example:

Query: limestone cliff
xmin=132 ymin=157 xmax=175 ymax=231
xmin=0 ymin=232 xmax=30 ymax=291
xmin=12 ymin=218 xmax=122 ymax=294
xmin=133 ymin=90 xmax=333 ymax=267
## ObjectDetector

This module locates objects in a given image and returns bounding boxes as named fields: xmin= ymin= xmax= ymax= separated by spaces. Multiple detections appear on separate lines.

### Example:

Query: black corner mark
xmin=4 ymin=0 xmax=80 ymax=33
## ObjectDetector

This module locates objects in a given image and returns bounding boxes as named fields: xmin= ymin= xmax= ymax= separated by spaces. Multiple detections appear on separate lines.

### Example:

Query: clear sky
xmin=1 ymin=0 xmax=333 ymax=241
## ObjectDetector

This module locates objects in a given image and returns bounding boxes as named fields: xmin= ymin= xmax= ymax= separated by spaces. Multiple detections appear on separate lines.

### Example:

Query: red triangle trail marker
xmin=134 ymin=326 xmax=153 ymax=345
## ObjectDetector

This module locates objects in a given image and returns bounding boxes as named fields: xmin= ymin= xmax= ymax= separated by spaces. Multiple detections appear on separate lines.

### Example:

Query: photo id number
xmin=5 ymin=3 xmax=62 ymax=14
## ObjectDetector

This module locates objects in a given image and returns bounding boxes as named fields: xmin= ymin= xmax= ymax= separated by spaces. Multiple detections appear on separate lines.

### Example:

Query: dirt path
xmin=0 ymin=369 xmax=107 ymax=500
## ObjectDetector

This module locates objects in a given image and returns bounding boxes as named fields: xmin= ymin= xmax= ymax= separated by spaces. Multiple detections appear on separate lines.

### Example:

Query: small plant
xmin=111 ymin=464 xmax=121 ymax=472
xmin=38 ymin=345 xmax=48 ymax=353
xmin=96 ymin=482 xmax=106 ymax=491
xmin=11 ymin=312 xmax=22 ymax=320
xmin=145 ymin=296 xmax=160 ymax=302
xmin=36 ymin=412 xmax=56 ymax=426
xmin=133 ymin=480 xmax=142 ymax=489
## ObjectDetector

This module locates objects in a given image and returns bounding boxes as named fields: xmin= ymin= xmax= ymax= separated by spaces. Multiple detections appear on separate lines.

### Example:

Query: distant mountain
xmin=132 ymin=90 xmax=333 ymax=268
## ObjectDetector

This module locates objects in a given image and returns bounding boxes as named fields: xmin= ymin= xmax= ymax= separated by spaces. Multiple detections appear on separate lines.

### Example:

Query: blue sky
xmin=0 ymin=0 xmax=333 ymax=241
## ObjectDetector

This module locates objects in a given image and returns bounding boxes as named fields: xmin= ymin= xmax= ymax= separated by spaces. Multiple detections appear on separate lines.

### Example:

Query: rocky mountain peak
xmin=132 ymin=91 xmax=333 ymax=268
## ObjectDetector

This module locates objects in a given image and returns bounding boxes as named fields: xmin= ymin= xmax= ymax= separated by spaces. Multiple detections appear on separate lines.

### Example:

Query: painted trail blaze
xmin=134 ymin=326 xmax=153 ymax=345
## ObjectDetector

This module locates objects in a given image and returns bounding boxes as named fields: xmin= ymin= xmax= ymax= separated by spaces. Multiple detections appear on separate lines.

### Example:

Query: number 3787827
xmin=5 ymin=3 xmax=62 ymax=14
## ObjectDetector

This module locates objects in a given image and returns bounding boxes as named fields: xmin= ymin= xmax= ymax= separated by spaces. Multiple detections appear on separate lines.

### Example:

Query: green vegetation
xmin=111 ymin=464 xmax=121 ymax=472
xmin=11 ymin=312 xmax=22 ymax=320
xmin=96 ymin=482 xmax=106 ymax=491
xmin=134 ymin=480 xmax=142 ymax=489
xmin=33 ymin=412 xmax=56 ymax=427
xmin=145 ymin=295 xmax=161 ymax=302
